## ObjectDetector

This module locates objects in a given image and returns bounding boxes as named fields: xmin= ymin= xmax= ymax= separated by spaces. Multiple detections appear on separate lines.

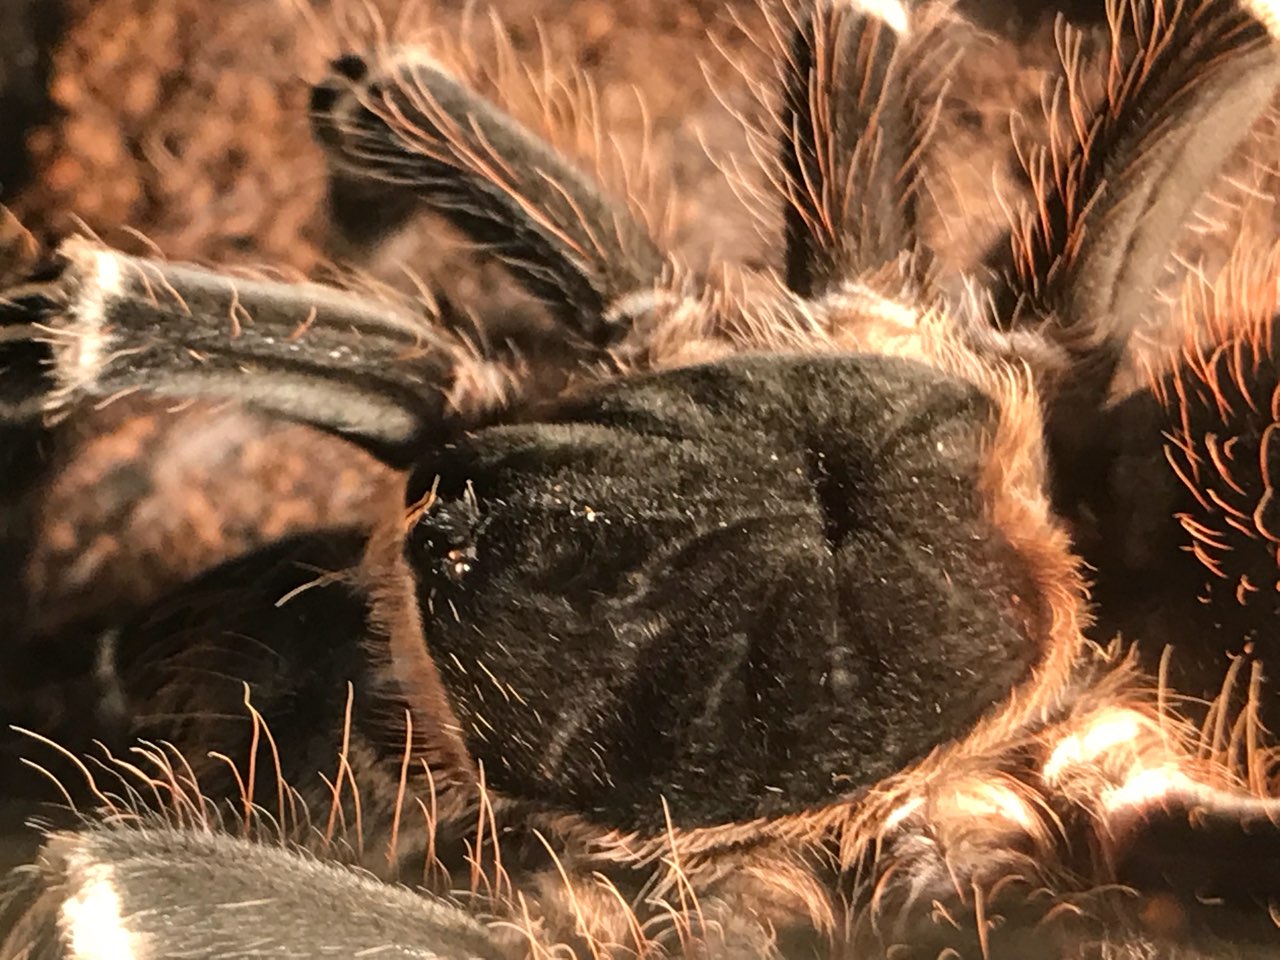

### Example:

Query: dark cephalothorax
xmin=3 ymin=1 xmax=1280 ymax=958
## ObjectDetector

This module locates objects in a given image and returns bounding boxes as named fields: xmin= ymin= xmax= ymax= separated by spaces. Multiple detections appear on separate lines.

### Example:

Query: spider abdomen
xmin=401 ymin=354 xmax=1045 ymax=830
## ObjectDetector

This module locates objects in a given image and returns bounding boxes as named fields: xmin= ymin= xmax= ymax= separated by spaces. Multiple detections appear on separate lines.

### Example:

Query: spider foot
xmin=330 ymin=51 xmax=369 ymax=82
xmin=305 ymin=44 xmax=670 ymax=339
xmin=308 ymin=53 xmax=426 ymax=254
xmin=308 ymin=54 xmax=384 ymax=152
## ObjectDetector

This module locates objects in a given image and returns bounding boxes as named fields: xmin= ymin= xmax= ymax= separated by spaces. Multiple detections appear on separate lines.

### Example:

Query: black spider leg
xmin=985 ymin=0 xmax=1280 ymax=507
xmin=0 ymin=235 xmax=488 ymax=468
xmin=0 ymin=823 xmax=511 ymax=960
xmin=1108 ymin=782 xmax=1280 ymax=947
xmin=778 ymin=0 xmax=941 ymax=301
xmin=1086 ymin=242 xmax=1280 ymax=724
xmin=864 ymin=770 xmax=1280 ymax=959
xmin=309 ymin=50 xmax=674 ymax=353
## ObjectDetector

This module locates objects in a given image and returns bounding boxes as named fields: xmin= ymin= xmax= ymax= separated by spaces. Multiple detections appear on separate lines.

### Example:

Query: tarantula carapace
xmin=2 ymin=0 xmax=1280 ymax=957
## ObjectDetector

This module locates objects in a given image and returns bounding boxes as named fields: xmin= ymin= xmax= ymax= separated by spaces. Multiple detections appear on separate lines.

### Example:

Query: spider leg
xmin=987 ymin=0 xmax=1280 ymax=498
xmin=778 ymin=0 xmax=941 ymax=301
xmin=1109 ymin=780 xmax=1280 ymax=944
xmin=0 ymin=230 xmax=507 ymax=468
xmin=0 ymin=823 xmax=512 ymax=960
xmin=309 ymin=49 xmax=675 ymax=352
xmin=1085 ymin=232 xmax=1280 ymax=722
xmin=859 ymin=695 xmax=1280 ymax=958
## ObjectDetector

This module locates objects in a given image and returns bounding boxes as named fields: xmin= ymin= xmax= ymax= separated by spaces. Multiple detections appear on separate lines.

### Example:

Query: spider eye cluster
xmin=409 ymin=495 xmax=483 ymax=585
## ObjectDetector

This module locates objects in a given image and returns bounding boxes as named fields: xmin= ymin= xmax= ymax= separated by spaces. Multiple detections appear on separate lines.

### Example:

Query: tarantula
xmin=2 ymin=0 xmax=1280 ymax=956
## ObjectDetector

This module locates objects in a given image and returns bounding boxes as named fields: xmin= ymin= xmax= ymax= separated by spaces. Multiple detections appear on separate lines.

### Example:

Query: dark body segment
xmin=405 ymin=354 xmax=1043 ymax=829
